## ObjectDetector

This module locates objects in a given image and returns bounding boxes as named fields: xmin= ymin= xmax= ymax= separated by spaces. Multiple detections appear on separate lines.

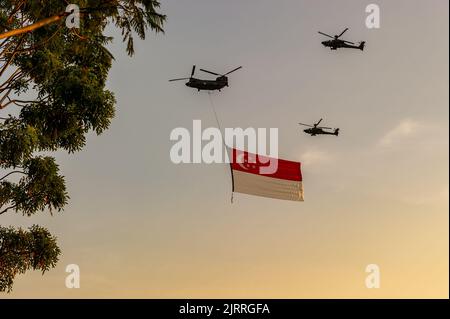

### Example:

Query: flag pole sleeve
xmin=227 ymin=147 xmax=235 ymax=203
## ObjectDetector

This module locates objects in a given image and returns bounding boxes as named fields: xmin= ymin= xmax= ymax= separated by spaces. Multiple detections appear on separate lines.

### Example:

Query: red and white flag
xmin=231 ymin=149 xmax=304 ymax=201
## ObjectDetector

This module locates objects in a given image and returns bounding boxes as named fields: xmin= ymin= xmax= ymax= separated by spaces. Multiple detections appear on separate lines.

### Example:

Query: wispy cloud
xmin=400 ymin=186 xmax=449 ymax=206
xmin=378 ymin=119 xmax=423 ymax=147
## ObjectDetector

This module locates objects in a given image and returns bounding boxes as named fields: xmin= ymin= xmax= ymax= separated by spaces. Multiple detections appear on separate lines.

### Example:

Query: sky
xmin=2 ymin=0 xmax=449 ymax=298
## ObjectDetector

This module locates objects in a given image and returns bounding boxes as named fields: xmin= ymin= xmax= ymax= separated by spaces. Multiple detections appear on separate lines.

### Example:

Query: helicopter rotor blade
xmin=315 ymin=119 xmax=323 ymax=126
xmin=224 ymin=66 xmax=242 ymax=75
xmin=191 ymin=65 xmax=196 ymax=78
xmin=317 ymin=126 xmax=332 ymax=130
xmin=200 ymin=69 xmax=221 ymax=76
xmin=318 ymin=31 xmax=334 ymax=39
xmin=169 ymin=78 xmax=190 ymax=82
xmin=298 ymin=123 xmax=314 ymax=128
xmin=343 ymin=40 xmax=355 ymax=45
xmin=337 ymin=28 xmax=348 ymax=38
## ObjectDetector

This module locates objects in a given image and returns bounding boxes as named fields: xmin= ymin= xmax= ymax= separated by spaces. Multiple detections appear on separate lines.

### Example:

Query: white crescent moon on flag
xmin=236 ymin=153 xmax=258 ymax=170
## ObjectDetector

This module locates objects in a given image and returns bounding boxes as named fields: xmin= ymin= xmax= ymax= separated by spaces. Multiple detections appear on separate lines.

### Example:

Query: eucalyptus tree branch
xmin=0 ymin=204 xmax=18 ymax=215
xmin=0 ymin=69 xmax=22 ymax=90
xmin=0 ymin=170 xmax=25 ymax=182
xmin=15 ymin=23 xmax=65 ymax=53
xmin=0 ymin=35 xmax=25 ymax=78
xmin=0 ymin=13 xmax=68 ymax=41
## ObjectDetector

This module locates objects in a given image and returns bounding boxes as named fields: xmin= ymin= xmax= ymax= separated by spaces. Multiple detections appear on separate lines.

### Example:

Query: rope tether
xmin=207 ymin=92 xmax=234 ymax=204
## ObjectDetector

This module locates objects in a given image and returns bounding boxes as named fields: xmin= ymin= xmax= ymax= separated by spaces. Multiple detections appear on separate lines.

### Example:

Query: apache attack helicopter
xmin=318 ymin=28 xmax=365 ymax=51
xmin=299 ymin=119 xmax=340 ymax=136
xmin=169 ymin=65 xmax=242 ymax=92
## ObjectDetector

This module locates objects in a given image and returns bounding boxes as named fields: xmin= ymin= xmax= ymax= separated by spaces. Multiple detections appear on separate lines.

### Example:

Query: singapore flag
xmin=231 ymin=149 xmax=304 ymax=202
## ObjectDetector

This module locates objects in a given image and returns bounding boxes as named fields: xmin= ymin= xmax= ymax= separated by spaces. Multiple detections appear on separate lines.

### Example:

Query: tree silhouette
xmin=0 ymin=0 xmax=165 ymax=292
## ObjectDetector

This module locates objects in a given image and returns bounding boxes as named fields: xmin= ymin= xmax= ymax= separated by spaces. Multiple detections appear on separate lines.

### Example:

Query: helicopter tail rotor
xmin=359 ymin=41 xmax=365 ymax=51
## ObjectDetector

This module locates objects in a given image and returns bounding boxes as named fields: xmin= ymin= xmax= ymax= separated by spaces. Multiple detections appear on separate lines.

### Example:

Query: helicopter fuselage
xmin=321 ymin=39 xmax=364 ymax=51
xmin=186 ymin=77 xmax=229 ymax=91
xmin=304 ymin=128 xmax=339 ymax=136
xmin=170 ymin=66 xmax=241 ymax=91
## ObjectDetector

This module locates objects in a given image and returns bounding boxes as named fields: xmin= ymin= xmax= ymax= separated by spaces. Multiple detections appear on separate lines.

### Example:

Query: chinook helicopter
xmin=318 ymin=28 xmax=365 ymax=51
xmin=169 ymin=65 xmax=242 ymax=91
xmin=299 ymin=119 xmax=340 ymax=136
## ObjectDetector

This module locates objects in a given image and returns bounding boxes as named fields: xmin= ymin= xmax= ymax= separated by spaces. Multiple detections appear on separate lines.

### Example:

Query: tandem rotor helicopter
xmin=318 ymin=28 xmax=365 ymax=51
xmin=299 ymin=119 xmax=340 ymax=136
xmin=169 ymin=65 xmax=242 ymax=92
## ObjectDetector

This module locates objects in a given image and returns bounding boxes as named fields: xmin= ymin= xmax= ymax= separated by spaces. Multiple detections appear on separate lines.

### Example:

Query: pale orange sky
xmin=3 ymin=0 xmax=448 ymax=298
